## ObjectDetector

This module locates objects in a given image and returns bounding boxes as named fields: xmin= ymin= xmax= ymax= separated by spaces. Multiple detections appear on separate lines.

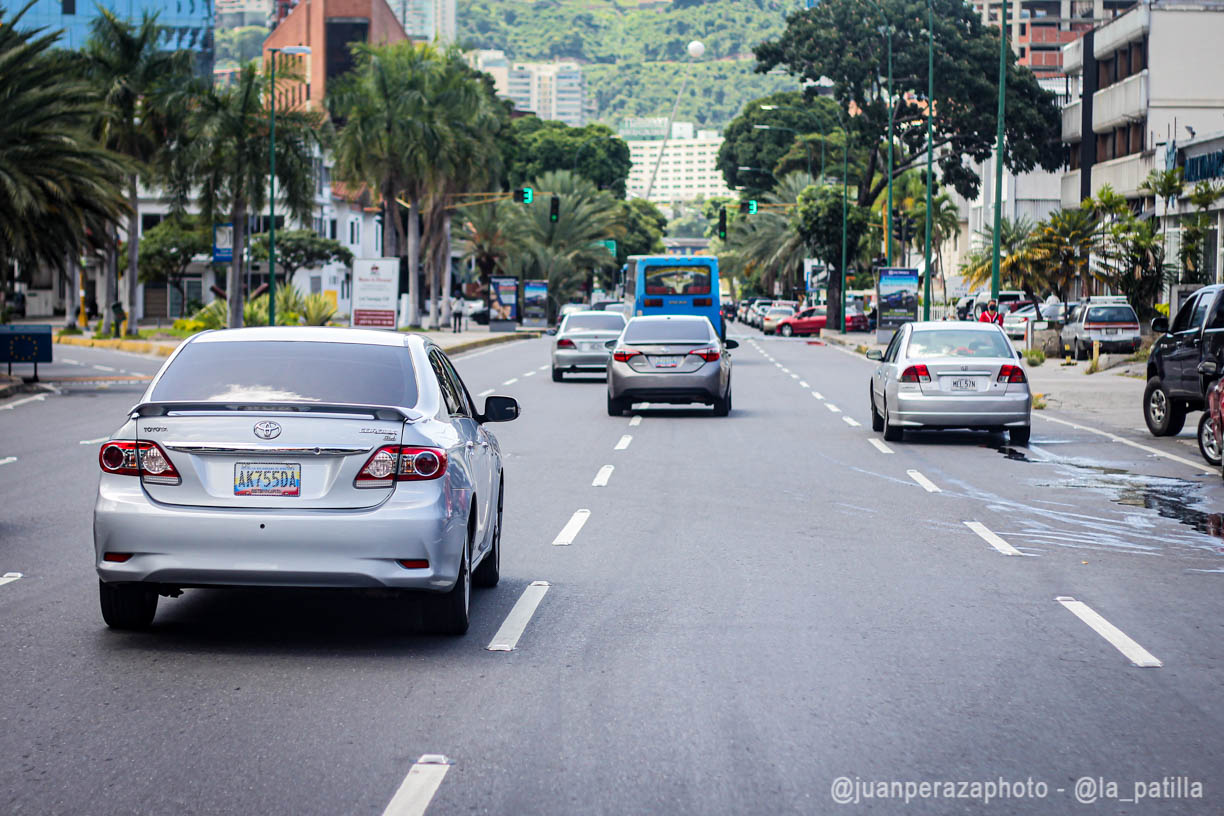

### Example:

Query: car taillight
xmin=556 ymin=338 xmax=576 ymax=349
xmin=998 ymin=364 xmax=1027 ymax=383
xmin=612 ymin=348 xmax=641 ymax=362
xmin=98 ymin=441 xmax=181 ymax=485
xmin=899 ymin=364 xmax=930 ymax=383
xmin=355 ymin=446 xmax=447 ymax=488
xmin=688 ymin=347 xmax=720 ymax=362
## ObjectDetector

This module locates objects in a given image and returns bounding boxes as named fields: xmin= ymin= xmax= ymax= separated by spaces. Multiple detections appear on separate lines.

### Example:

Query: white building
xmin=624 ymin=124 xmax=733 ymax=205
xmin=504 ymin=61 xmax=586 ymax=126
xmin=391 ymin=0 xmax=455 ymax=44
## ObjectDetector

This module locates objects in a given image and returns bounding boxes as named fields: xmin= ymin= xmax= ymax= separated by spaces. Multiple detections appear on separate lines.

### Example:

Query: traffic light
xmin=513 ymin=187 xmax=534 ymax=204
xmin=549 ymin=195 xmax=560 ymax=223
xmin=718 ymin=207 xmax=727 ymax=240
xmin=738 ymin=200 xmax=758 ymax=215
xmin=890 ymin=208 xmax=914 ymax=245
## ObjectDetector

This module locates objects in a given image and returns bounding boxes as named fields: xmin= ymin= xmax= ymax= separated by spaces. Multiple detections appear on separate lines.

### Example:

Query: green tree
xmin=249 ymin=230 xmax=354 ymax=284
xmin=960 ymin=217 xmax=1042 ymax=300
xmin=726 ymin=172 xmax=815 ymax=300
xmin=454 ymin=202 xmax=522 ymax=285
xmin=795 ymin=181 xmax=871 ymax=318
xmin=718 ymin=91 xmax=844 ymax=196
xmin=1140 ymin=167 xmax=1185 ymax=283
xmin=617 ymin=198 xmax=667 ymax=263
xmin=754 ymin=0 xmax=1062 ymax=207
xmin=507 ymin=119 xmax=632 ymax=197
xmin=910 ymin=189 xmax=961 ymax=304
xmin=1031 ymin=208 xmax=1101 ymax=306
xmin=137 ymin=215 xmax=210 ymax=317
xmin=215 ymin=26 xmax=267 ymax=66
xmin=1178 ymin=180 xmax=1223 ymax=285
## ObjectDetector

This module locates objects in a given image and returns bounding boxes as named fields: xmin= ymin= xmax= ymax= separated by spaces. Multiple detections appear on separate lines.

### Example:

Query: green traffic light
xmin=748 ymin=200 xmax=758 ymax=215
xmin=522 ymin=187 xmax=533 ymax=204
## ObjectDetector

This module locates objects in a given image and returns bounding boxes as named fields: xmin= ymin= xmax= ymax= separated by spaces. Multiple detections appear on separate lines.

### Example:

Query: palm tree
xmin=169 ymin=63 xmax=322 ymax=327
xmin=80 ymin=7 xmax=194 ymax=335
xmin=0 ymin=3 xmax=128 ymax=304
xmin=910 ymin=190 xmax=960 ymax=305
xmin=1140 ymin=168 xmax=1185 ymax=282
xmin=1031 ymin=208 xmax=1101 ymax=305
xmin=454 ymin=202 xmax=522 ymax=286
xmin=959 ymin=217 xmax=1043 ymax=300
xmin=729 ymin=172 xmax=814 ymax=299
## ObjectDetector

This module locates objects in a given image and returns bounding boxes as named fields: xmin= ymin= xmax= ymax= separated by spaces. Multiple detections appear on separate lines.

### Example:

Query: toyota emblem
xmin=253 ymin=421 xmax=282 ymax=440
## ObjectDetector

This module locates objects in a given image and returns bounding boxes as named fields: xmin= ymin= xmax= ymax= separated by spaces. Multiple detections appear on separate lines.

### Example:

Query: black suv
xmin=1144 ymin=284 xmax=1224 ymax=436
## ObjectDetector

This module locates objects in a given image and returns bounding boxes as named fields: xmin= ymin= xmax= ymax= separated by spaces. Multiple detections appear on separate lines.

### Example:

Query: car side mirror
xmin=545 ymin=328 xmax=557 ymax=336
xmin=1198 ymin=360 xmax=1219 ymax=377
xmin=724 ymin=339 xmax=739 ymax=350
xmin=1151 ymin=316 xmax=1169 ymax=334
xmin=866 ymin=349 xmax=884 ymax=360
xmin=604 ymin=339 xmax=617 ymax=350
xmin=480 ymin=395 xmax=519 ymax=423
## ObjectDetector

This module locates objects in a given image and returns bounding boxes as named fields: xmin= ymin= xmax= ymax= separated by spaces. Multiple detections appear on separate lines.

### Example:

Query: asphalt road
xmin=1 ymin=331 xmax=1222 ymax=815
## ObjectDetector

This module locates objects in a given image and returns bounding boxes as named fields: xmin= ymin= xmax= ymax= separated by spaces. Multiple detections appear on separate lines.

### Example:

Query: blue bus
xmin=625 ymin=255 xmax=723 ymax=339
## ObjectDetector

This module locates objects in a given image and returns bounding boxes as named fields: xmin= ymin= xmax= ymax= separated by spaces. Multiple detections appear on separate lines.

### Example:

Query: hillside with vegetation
xmin=457 ymin=0 xmax=796 ymax=128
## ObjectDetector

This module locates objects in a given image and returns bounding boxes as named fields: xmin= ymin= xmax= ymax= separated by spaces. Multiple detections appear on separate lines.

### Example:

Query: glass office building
xmin=21 ymin=0 xmax=214 ymax=71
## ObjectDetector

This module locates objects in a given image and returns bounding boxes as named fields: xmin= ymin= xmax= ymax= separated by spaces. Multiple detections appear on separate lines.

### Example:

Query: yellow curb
xmin=54 ymin=335 xmax=178 ymax=356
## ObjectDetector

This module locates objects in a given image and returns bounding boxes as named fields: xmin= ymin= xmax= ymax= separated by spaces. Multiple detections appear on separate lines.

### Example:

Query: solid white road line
xmin=487 ymin=581 xmax=551 ymax=652
xmin=811 ymin=391 xmax=824 ymax=400
xmin=1055 ymin=596 xmax=1163 ymax=668
xmin=799 ymin=380 xmax=809 ymax=388
xmin=842 ymin=416 xmax=861 ymax=427
xmin=1036 ymin=413 xmax=1205 ymax=471
xmin=0 ymin=572 xmax=23 ymax=586
xmin=477 ymin=389 xmax=494 ymax=397
xmin=552 ymin=510 xmax=591 ymax=546
xmin=523 ymin=370 xmax=536 ymax=377
xmin=628 ymin=416 xmax=642 ymax=427
xmin=825 ymin=403 xmax=842 ymax=413
xmin=92 ymin=364 xmax=116 ymax=372
xmin=381 ymin=754 xmax=452 ymax=816
xmin=907 ymin=469 xmax=941 ymax=492
xmin=964 ymin=521 xmax=1023 ymax=556
xmin=614 ymin=435 xmax=633 ymax=450
xmin=0 ymin=394 xmax=45 ymax=411
xmin=0 ymin=457 xmax=16 ymax=467
xmin=79 ymin=437 xmax=110 ymax=445
xmin=868 ymin=438 xmax=894 ymax=454
xmin=592 ymin=465 xmax=614 ymax=487
xmin=502 ymin=378 xmax=518 ymax=385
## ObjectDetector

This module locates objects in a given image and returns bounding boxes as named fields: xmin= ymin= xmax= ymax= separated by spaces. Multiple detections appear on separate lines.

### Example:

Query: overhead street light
xmin=266 ymin=44 xmax=311 ymax=328
xmin=645 ymin=40 xmax=704 ymax=200
xmin=752 ymin=124 xmax=814 ymax=179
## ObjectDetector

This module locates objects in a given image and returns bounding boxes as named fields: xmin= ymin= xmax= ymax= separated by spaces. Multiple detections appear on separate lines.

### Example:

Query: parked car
xmin=606 ymin=315 xmax=738 ymax=416
xmin=748 ymin=300 xmax=774 ymax=329
xmin=1003 ymin=302 xmax=1063 ymax=339
xmin=762 ymin=306 xmax=796 ymax=335
xmin=559 ymin=303 xmax=587 ymax=319
xmin=972 ymin=290 xmax=1025 ymax=317
xmin=1060 ymin=297 xmax=1141 ymax=359
xmin=867 ymin=321 xmax=1032 ymax=445
xmin=776 ymin=306 xmax=827 ymax=337
xmin=846 ymin=308 xmax=869 ymax=332
xmin=93 ymin=328 xmax=520 ymax=634
xmin=955 ymin=295 xmax=977 ymax=320
xmin=550 ymin=310 xmax=628 ymax=380
xmin=739 ymin=297 xmax=769 ymax=323
xmin=1201 ymin=366 xmax=1224 ymax=467
xmin=1144 ymin=284 xmax=1224 ymax=436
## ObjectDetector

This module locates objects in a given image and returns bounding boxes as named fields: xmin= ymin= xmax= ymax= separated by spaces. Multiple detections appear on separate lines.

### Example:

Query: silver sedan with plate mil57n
xmin=550 ymin=310 xmax=627 ymax=381
xmin=606 ymin=315 xmax=737 ymax=416
xmin=867 ymin=321 xmax=1032 ymax=445
xmin=93 ymin=327 xmax=519 ymax=635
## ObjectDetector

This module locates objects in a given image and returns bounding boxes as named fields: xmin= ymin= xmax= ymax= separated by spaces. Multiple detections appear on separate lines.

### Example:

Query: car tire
xmin=780 ymin=324 xmax=793 ymax=337
xmin=99 ymin=580 xmax=157 ymax=630
xmin=1198 ymin=413 xmax=1222 ymax=466
xmin=713 ymin=388 xmax=731 ymax=417
xmin=551 ymin=367 xmax=563 ymax=382
xmin=426 ymin=525 xmax=471 ymax=636
xmin=1009 ymin=425 xmax=1032 ymax=446
xmin=472 ymin=482 xmax=502 ymax=588
xmin=870 ymin=387 xmax=884 ymax=431
xmin=1144 ymin=377 xmax=1186 ymax=436
xmin=606 ymin=393 xmax=626 ymax=416
xmin=882 ymin=399 xmax=903 ymax=442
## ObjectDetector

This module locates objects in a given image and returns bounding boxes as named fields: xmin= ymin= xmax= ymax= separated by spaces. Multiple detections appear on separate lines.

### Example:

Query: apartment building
xmin=22 ymin=0 xmax=214 ymax=70
xmin=217 ymin=0 xmax=272 ymax=29
xmin=972 ymin=0 xmax=1135 ymax=77
xmin=624 ymin=124 xmax=734 ymax=205
xmin=390 ymin=0 xmax=456 ymax=43
xmin=505 ymin=62 xmax=586 ymax=126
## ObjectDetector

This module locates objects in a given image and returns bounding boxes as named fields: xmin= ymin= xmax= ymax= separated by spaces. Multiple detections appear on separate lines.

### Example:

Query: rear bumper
xmin=552 ymin=348 xmax=611 ymax=369
xmin=892 ymin=390 xmax=1031 ymax=428
xmin=608 ymin=361 xmax=723 ymax=403
xmin=93 ymin=478 xmax=465 ymax=591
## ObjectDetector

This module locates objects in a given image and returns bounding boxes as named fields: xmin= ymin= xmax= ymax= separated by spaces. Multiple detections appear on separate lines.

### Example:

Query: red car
xmin=846 ymin=310 xmax=869 ymax=332
xmin=776 ymin=306 xmax=827 ymax=337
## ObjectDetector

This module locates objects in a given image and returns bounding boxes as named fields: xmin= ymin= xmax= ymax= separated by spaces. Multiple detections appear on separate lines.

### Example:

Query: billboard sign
xmin=350 ymin=258 xmax=399 ymax=328
xmin=489 ymin=275 xmax=519 ymax=322
xmin=213 ymin=224 xmax=234 ymax=263
xmin=522 ymin=279 xmax=548 ymax=328
xmin=876 ymin=267 xmax=919 ymax=341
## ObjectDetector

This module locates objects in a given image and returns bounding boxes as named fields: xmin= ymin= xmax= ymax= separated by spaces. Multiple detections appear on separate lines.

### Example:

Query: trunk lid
xmin=918 ymin=360 xmax=1010 ymax=397
xmin=624 ymin=342 xmax=712 ymax=374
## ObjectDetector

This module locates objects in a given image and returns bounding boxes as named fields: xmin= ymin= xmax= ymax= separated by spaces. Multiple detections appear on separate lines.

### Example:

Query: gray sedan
xmin=93 ymin=327 xmax=518 ymax=635
xmin=550 ymin=310 xmax=627 ymax=380
xmin=606 ymin=315 xmax=737 ymax=416
xmin=867 ymin=322 xmax=1031 ymax=445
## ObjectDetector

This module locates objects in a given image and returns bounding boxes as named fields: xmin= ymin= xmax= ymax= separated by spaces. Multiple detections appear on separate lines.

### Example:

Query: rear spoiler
xmin=129 ymin=401 xmax=423 ymax=423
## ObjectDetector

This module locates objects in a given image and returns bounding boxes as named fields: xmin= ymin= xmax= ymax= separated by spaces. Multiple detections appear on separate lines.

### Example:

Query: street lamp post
xmin=863 ymin=1 xmax=896 ymax=268
xmin=923 ymin=0 xmax=935 ymax=320
xmin=990 ymin=0 xmax=1008 ymax=300
xmin=841 ymin=128 xmax=851 ymax=334
xmin=266 ymin=44 xmax=311 ymax=328
xmin=752 ymin=124 xmax=814 ymax=180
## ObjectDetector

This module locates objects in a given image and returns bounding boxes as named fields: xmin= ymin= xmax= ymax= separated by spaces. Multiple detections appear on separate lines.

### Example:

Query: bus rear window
xmin=643 ymin=266 xmax=711 ymax=296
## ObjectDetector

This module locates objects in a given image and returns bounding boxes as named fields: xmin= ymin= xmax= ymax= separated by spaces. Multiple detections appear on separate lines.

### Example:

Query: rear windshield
xmin=907 ymin=330 xmax=1013 ymax=359
xmin=564 ymin=314 xmax=626 ymax=331
xmin=151 ymin=341 xmax=419 ymax=407
xmin=1086 ymin=305 xmax=1138 ymax=323
xmin=643 ymin=265 xmax=712 ymax=295
xmin=623 ymin=320 xmax=713 ymax=343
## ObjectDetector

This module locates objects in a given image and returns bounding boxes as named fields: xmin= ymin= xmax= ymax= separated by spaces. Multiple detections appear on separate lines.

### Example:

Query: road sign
xmin=350 ymin=258 xmax=399 ymax=329
xmin=594 ymin=239 xmax=617 ymax=257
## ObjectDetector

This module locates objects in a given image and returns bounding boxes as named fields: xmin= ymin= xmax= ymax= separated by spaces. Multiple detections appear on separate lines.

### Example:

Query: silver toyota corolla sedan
xmin=550 ymin=310 xmax=627 ymax=380
xmin=606 ymin=315 xmax=737 ymax=416
xmin=867 ymin=321 xmax=1031 ymax=444
xmin=93 ymin=327 xmax=519 ymax=635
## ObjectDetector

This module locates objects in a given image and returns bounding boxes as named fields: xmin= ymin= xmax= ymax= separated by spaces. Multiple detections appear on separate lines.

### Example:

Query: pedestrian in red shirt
xmin=979 ymin=300 xmax=1003 ymax=325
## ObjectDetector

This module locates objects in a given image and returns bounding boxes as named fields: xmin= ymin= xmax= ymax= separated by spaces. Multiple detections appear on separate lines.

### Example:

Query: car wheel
xmin=882 ymin=399 xmax=903 ymax=442
xmin=1075 ymin=340 xmax=1086 ymax=361
xmin=870 ymin=386 xmax=884 ymax=431
xmin=551 ymin=367 xmax=563 ymax=382
xmin=473 ymin=482 xmax=502 ymax=588
xmin=1198 ymin=413 xmax=1222 ymax=466
xmin=99 ymin=580 xmax=157 ymax=630
xmin=426 ymin=523 xmax=471 ymax=635
xmin=1143 ymin=377 xmax=1186 ymax=436
xmin=780 ymin=324 xmax=793 ymax=337
xmin=606 ymin=393 xmax=626 ymax=416
xmin=1009 ymin=425 xmax=1032 ymax=446
xmin=713 ymin=388 xmax=731 ymax=417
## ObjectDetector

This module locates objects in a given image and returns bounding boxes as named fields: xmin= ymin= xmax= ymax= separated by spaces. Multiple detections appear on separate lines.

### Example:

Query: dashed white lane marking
xmin=487 ymin=581 xmax=551 ymax=652
xmin=538 ymin=365 xmax=548 ymax=371
xmin=614 ymin=435 xmax=633 ymax=450
xmin=1055 ymin=596 xmax=1162 ymax=668
xmin=628 ymin=416 xmax=642 ymax=427
xmin=62 ymin=358 xmax=80 ymax=365
xmin=523 ymin=370 xmax=536 ymax=377
xmin=1036 ymin=413 xmax=1205 ymax=471
xmin=552 ymin=509 xmax=591 ymax=546
xmin=842 ymin=416 xmax=861 ymax=427
xmin=964 ymin=521 xmax=1023 ymax=556
xmin=79 ymin=437 xmax=110 ymax=445
xmin=868 ymin=438 xmax=894 ymax=454
xmin=0 ymin=394 xmax=46 ymax=411
xmin=811 ymin=391 xmax=824 ymax=400
xmin=825 ymin=403 xmax=841 ymax=413
xmin=502 ymin=378 xmax=518 ymax=385
xmin=477 ymin=389 xmax=494 ymax=397
xmin=799 ymin=380 xmax=809 ymax=388
xmin=790 ymin=373 xmax=799 ymax=379
xmin=92 ymin=365 xmax=116 ymax=372
xmin=0 ymin=572 xmax=23 ymax=586
xmin=774 ymin=363 xmax=783 ymax=369
xmin=381 ymin=754 xmax=453 ymax=816
xmin=0 ymin=457 xmax=16 ymax=467
xmin=906 ymin=469 xmax=941 ymax=492
xmin=592 ymin=465 xmax=614 ymax=487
